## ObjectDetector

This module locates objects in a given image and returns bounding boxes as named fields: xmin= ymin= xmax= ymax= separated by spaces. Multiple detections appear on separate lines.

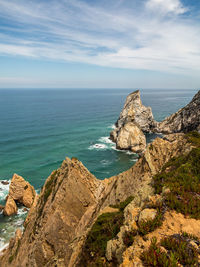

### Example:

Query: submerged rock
xmin=1 ymin=181 xmax=9 ymax=185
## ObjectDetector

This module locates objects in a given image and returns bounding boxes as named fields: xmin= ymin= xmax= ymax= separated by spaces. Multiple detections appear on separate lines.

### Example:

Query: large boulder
xmin=8 ymin=173 xmax=36 ymax=208
xmin=3 ymin=196 xmax=17 ymax=216
xmin=115 ymin=122 xmax=146 ymax=153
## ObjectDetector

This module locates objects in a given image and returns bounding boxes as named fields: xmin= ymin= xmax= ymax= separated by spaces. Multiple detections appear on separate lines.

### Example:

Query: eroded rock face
xmin=0 ymin=158 xmax=105 ymax=267
xmin=9 ymin=173 xmax=36 ymax=208
xmin=115 ymin=122 xmax=146 ymax=153
xmin=115 ymin=90 xmax=155 ymax=132
xmin=156 ymin=90 xmax=200 ymax=133
xmin=110 ymin=90 xmax=155 ymax=152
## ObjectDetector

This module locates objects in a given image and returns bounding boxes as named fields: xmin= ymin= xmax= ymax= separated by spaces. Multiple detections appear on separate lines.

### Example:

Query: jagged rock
xmin=3 ymin=196 xmax=17 ymax=216
xmin=115 ymin=122 xmax=146 ymax=153
xmin=156 ymin=90 xmax=200 ymax=133
xmin=0 ymin=134 xmax=193 ymax=267
xmin=8 ymin=173 xmax=36 ymax=208
xmin=110 ymin=90 xmax=155 ymax=152
xmin=114 ymin=90 xmax=155 ymax=132
xmin=138 ymin=208 xmax=157 ymax=224
xmin=0 ymin=158 xmax=105 ymax=267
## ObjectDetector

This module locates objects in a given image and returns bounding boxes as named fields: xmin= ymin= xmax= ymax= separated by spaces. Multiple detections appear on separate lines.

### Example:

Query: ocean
xmin=0 ymin=88 xmax=198 ymax=250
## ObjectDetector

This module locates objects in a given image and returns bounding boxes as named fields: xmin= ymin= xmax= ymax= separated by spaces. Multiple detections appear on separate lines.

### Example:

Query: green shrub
xmin=79 ymin=197 xmax=134 ymax=266
xmin=161 ymin=234 xmax=200 ymax=266
xmin=141 ymin=237 xmax=177 ymax=267
xmin=110 ymin=196 xmax=134 ymax=211
xmin=153 ymin=139 xmax=200 ymax=219
xmin=123 ymin=231 xmax=136 ymax=247
xmin=141 ymin=234 xmax=200 ymax=267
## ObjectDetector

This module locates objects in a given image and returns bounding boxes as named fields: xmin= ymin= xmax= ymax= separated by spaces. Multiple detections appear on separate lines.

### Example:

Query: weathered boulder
xmin=110 ymin=90 xmax=155 ymax=152
xmin=115 ymin=122 xmax=146 ymax=153
xmin=3 ymin=196 xmax=17 ymax=216
xmin=155 ymin=90 xmax=200 ymax=133
xmin=138 ymin=208 xmax=157 ymax=224
xmin=8 ymin=173 xmax=36 ymax=208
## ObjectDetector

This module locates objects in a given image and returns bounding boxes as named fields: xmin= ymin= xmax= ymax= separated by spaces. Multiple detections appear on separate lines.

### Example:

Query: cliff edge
xmin=0 ymin=133 xmax=194 ymax=267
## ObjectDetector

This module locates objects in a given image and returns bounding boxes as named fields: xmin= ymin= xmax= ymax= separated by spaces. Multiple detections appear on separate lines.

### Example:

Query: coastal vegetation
xmin=153 ymin=131 xmax=200 ymax=219
xmin=79 ymin=197 xmax=134 ymax=266
xmin=141 ymin=234 xmax=200 ymax=266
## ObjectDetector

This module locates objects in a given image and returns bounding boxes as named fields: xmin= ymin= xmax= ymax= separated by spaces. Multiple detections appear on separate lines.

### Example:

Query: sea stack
xmin=110 ymin=90 xmax=155 ymax=153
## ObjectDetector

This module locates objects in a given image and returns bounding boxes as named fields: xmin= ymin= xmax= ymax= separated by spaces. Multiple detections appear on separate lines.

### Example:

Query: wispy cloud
xmin=146 ymin=0 xmax=188 ymax=15
xmin=0 ymin=0 xmax=199 ymax=74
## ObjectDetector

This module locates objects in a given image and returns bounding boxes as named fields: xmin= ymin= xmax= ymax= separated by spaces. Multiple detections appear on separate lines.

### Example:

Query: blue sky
xmin=0 ymin=0 xmax=200 ymax=89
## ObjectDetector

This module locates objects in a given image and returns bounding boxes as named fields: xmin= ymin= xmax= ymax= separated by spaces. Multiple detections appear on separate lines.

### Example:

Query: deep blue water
xmin=0 ymin=88 xmax=198 ymax=249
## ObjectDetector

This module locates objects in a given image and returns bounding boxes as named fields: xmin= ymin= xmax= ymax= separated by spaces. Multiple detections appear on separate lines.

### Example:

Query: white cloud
xmin=146 ymin=0 xmax=188 ymax=15
xmin=0 ymin=0 xmax=199 ymax=76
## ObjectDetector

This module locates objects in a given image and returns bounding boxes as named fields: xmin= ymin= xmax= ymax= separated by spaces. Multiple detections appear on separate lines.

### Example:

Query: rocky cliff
xmin=0 ymin=132 xmax=195 ymax=267
xmin=156 ymin=90 xmax=200 ymax=133
xmin=110 ymin=90 xmax=200 ymax=152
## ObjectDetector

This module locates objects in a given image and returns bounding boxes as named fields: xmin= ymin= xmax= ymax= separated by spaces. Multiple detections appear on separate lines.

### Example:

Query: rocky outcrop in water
xmin=111 ymin=90 xmax=200 ymax=152
xmin=3 ymin=174 xmax=36 ymax=216
xmin=110 ymin=90 xmax=155 ymax=153
xmin=114 ymin=122 xmax=146 ymax=153
xmin=3 ymin=196 xmax=17 ymax=216
xmin=0 ymin=133 xmax=193 ymax=266
xmin=156 ymin=90 xmax=200 ymax=133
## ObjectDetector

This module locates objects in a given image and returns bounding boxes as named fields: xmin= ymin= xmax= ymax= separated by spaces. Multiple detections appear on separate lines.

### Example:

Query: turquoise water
xmin=0 ymin=88 xmax=198 ymax=249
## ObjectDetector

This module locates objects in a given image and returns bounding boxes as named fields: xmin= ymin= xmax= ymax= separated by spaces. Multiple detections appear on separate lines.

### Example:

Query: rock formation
xmin=110 ymin=89 xmax=200 ymax=152
xmin=3 ymin=174 xmax=36 ymax=216
xmin=156 ymin=90 xmax=200 ymax=133
xmin=0 ymin=133 xmax=193 ymax=266
xmin=110 ymin=90 xmax=155 ymax=153
xmin=114 ymin=122 xmax=146 ymax=153
xmin=3 ymin=196 xmax=17 ymax=216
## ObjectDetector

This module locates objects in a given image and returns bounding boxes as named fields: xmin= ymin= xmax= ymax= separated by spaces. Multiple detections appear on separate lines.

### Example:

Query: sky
xmin=0 ymin=0 xmax=200 ymax=89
